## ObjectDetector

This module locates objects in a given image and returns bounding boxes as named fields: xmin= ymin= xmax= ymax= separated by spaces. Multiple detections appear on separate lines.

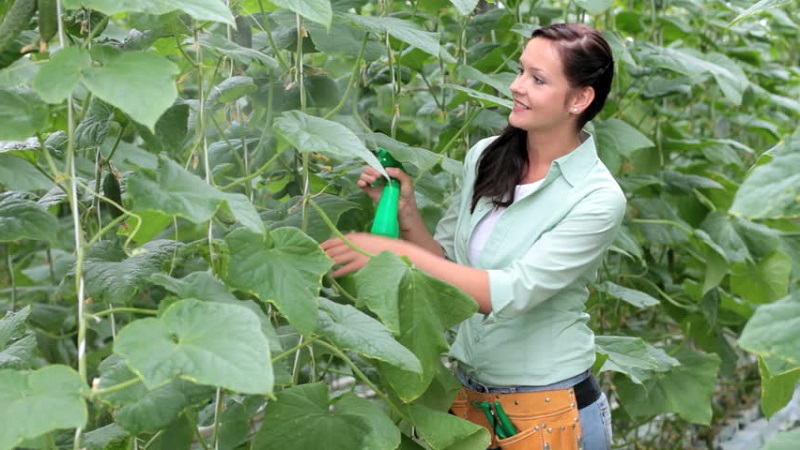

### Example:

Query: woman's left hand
xmin=321 ymin=233 xmax=394 ymax=277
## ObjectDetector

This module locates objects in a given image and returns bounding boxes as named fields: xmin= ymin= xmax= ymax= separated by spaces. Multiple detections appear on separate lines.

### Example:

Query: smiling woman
xmin=322 ymin=22 xmax=623 ymax=450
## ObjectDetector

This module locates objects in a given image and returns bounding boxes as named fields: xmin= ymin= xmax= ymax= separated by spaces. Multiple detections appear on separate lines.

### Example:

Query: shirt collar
xmin=548 ymin=131 xmax=599 ymax=187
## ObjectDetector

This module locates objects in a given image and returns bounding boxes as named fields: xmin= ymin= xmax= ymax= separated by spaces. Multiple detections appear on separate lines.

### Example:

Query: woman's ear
xmin=570 ymin=86 xmax=595 ymax=115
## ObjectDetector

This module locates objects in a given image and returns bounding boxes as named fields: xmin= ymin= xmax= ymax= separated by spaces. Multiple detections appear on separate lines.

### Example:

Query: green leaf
xmin=730 ymin=251 xmax=792 ymax=304
xmin=145 ymin=413 xmax=195 ymax=450
xmin=306 ymin=22 xmax=382 ymax=59
xmin=595 ymin=336 xmax=678 ymax=384
xmin=273 ymin=110 xmax=388 ymax=179
xmin=0 ymin=306 xmax=37 ymax=370
xmin=223 ymin=227 xmax=332 ymax=336
xmin=269 ymin=0 xmax=332 ymax=28
xmin=594 ymin=118 xmax=655 ymax=174
xmin=253 ymin=383 xmax=401 ymax=450
xmin=0 ymin=87 xmax=48 ymax=141
xmin=136 ymin=102 xmax=190 ymax=154
xmin=317 ymin=298 xmax=422 ymax=373
xmin=81 ymin=51 xmax=180 ymax=131
xmin=449 ymin=0 xmax=480 ymax=16
xmin=615 ymin=349 xmax=720 ymax=424
xmin=127 ymin=157 xmax=222 ymax=222
xmin=31 ymin=47 xmax=92 ymax=104
xmin=83 ymin=240 xmax=181 ymax=303
xmin=731 ymin=153 xmax=800 ymax=220
xmin=362 ymin=133 xmax=448 ymax=174
xmin=81 ymin=424 xmax=130 ymax=450
xmin=409 ymin=404 xmax=490 ymax=450
xmin=62 ymin=0 xmax=234 ymax=24
xmin=97 ymin=355 xmax=215 ymax=433
xmin=342 ymin=13 xmax=456 ymax=63
xmin=199 ymin=34 xmax=278 ymax=68
xmin=642 ymin=45 xmax=749 ymax=105
xmin=355 ymin=252 xmax=477 ymax=401
xmin=267 ymin=194 xmax=358 ymax=242
xmin=597 ymin=281 xmax=659 ymax=309
xmin=454 ymin=65 xmax=513 ymax=97
xmin=206 ymin=76 xmax=257 ymax=108
xmin=0 ymin=334 xmax=36 ymax=370
xmin=354 ymin=252 xmax=407 ymax=333
xmin=739 ymin=295 xmax=800 ymax=366
xmin=115 ymin=299 xmax=274 ymax=394
xmin=221 ymin=192 xmax=265 ymax=234
xmin=574 ymin=0 xmax=614 ymax=14
xmin=118 ymin=210 xmax=172 ymax=244
xmin=127 ymin=156 xmax=263 ymax=233
xmin=630 ymin=197 xmax=691 ymax=245
xmin=729 ymin=0 xmax=793 ymax=26
xmin=74 ymin=98 xmax=115 ymax=150
xmin=761 ymin=428 xmax=800 ymax=450
xmin=152 ymin=272 xmax=237 ymax=304
xmin=0 ymin=193 xmax=58 ymax=242
xmin=700 ymin=212 xmax=751 ymax=263
xmin=0 ymin=307 xmax=29 ymax=348
xmin=448 ymin=84 xmax=513 ymax=109
xmin=151 ymin=272 xmax=283 ymax=353
xmin=0 ymin=365 xmax=87 ymax=450
xmin=0 ymin=155 xmax=52 ymax=191
xmin=757 ymin=356 xmax=800 ymax=418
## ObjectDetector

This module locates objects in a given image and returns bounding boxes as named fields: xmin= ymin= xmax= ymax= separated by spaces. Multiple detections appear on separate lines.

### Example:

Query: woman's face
xmin=508 ymin=37 xmax=577 ymax=133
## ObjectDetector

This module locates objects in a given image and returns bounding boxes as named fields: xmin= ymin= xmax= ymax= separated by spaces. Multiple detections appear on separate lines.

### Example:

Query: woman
xmin=322 ymin=23 xmax=624 ymax=450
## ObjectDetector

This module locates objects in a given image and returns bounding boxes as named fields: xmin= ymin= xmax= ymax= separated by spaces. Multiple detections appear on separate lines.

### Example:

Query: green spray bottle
xmin=370 ymin=148 xmax=403 ymax=238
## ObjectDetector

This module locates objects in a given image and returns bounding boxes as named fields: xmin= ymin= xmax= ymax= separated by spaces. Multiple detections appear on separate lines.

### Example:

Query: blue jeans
xmin=456 ymin=370 xmax=613 ymax=450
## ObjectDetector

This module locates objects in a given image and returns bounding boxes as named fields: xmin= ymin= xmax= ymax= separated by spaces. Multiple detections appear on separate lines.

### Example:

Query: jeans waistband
xmin=455 ymin=367 xmax=591 ymax=394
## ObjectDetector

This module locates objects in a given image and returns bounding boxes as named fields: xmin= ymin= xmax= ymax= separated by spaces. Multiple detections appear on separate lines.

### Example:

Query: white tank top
xmin=468 ymin=180 xmax=544 ymax=265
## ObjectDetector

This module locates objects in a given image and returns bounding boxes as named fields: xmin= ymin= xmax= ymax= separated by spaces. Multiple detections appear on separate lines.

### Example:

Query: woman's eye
xmin=533 ymin=76 xmax=544 ymax=84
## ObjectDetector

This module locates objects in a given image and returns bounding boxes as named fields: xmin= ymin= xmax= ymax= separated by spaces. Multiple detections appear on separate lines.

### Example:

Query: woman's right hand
xmin=357 ymin=166 xmax=418 ymax=218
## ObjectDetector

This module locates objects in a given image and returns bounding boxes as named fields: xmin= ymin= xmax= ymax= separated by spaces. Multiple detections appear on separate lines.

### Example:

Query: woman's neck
xmin=523 ymin=128 xmax=582 ymax=183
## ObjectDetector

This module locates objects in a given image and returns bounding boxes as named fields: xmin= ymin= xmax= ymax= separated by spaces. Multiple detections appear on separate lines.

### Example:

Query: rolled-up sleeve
xmin=485 ymin=187 xmax=626 ymax=323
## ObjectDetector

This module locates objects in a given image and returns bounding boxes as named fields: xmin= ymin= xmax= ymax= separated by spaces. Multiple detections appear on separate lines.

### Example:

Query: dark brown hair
xmin=470 ymin=23 xmax=615 ymax=212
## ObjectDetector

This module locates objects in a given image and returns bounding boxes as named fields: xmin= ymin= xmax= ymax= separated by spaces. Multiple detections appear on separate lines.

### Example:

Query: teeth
xmin=514 ymin=100 xmax=529 ymax=109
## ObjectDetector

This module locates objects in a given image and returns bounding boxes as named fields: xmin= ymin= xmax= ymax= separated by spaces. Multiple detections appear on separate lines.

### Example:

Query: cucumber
xmin=37 ymin=0 xmax=57 ymax=45
xmin=0 ymin=0 xmax=37 ymax=52
xmin=102 ymin=170 xmax=123 ymax=219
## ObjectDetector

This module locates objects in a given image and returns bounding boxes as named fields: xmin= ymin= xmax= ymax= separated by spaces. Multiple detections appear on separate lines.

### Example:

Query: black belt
xmin=574 ymin=373 xmax=602 ymax=409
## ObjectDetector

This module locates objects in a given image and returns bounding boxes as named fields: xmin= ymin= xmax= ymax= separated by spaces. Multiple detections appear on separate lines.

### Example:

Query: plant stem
xmin=308 ymin=198 xmax=372 ymax=257
xmin=221 ymin=146 xmax=286 ymax=190
xmin=315 ymin=340 xmax=408 ymax=419
xmin=90 ymin=377 xmax=142 ymax=398
xmin=4 ymin=245 xmax=17 ymax=310
xmin=324 ymin=34 xmax=368 ymax=120
xmin=272 ymin=336 xmax=318 ymax=363
xmin=325 ymin=275 xmax=360 ymax=305
xmin=256 ymin=0 xmax=291 ymax=71
xmin=295 ymin=13 xmax=311 ymax=234
xmin=187 ymin=413 xmax=211 ymax=450
xmin=211 ymin=388 xmax=224 ymax=450
xmin=88 ymin=307 xmax=158 ymax=318
xmin=57 ymin=4 xmax=88 ymax=449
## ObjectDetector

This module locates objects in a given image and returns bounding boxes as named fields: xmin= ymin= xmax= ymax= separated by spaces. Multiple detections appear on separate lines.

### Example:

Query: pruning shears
xmin=474 ymin=401 xmax=517 ymax=438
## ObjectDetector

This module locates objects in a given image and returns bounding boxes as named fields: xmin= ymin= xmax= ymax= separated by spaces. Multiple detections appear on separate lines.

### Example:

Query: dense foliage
xmin=0 ymin=0 xmax=798 ymax=449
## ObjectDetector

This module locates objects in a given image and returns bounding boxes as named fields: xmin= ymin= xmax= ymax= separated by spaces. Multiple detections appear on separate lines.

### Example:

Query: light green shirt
xmin=434 ymin=133 xmax=626 ymax=386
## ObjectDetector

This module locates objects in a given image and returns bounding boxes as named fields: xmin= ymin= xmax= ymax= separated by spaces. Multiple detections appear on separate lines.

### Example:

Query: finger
xmin=331 ymin=259 xmax=362 ymax=277
xmin=325 ymin=245 xmax=354 ymax=263
xmin=319 ymin=238 xmax=341 ymax=251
